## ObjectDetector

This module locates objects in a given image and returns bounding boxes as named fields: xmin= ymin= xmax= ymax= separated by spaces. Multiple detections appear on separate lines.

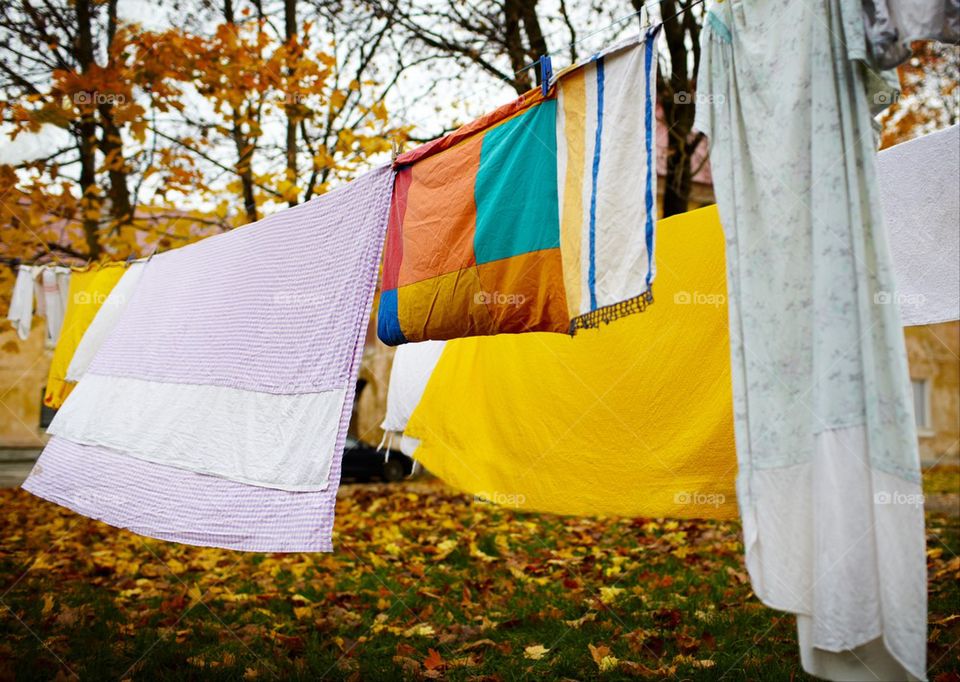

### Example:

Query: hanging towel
xmin=378 ymin=31 xmax=660 ymax=345
xmin=44 ymin=263 xmax=127 ymax=408
xmin=65 ymin=262 xmax=146 ymax=382
xmin=7 ymin=265 xmax=72 ymax=345
xmin=696 ymin=2 xmax=925 ymax=680
xmin=23 ymin=165 xmax=394 ymax=552
xmin=34 ymin=266 xmax=71 ymax=347
xmin=405 ymin=205 xmax=738 ymax=520
xmin=877 ymin=124 xmax=960 ymax=326
xmin=861 ymin=0 xmax=959 ymax=68
xmin=381 ymin=340 xmax=445 ymax=435
xmin=7 ymin=265 xmax=36 ymax=340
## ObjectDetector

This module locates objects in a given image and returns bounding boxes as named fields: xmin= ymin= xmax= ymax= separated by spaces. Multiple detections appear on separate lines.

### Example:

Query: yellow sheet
xmin=44 ymin=263 xmax=127 ymax=408
xmin=406 ymin=205 xmax=738 ymax=519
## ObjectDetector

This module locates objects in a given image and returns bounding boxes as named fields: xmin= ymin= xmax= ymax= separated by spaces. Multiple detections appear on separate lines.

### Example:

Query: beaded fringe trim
xmin=569 ymin=288 xmax=654 ymax=335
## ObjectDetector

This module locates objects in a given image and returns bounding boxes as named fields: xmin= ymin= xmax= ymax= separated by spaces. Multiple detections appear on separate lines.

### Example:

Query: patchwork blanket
xmin=23 ymin=166 xmax=394 ymax=552
xmin=378 ymin=31 xmax=660 ymax=345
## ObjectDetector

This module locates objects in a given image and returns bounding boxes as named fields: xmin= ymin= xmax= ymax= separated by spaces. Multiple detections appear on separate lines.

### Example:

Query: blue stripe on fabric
xmin=643 ymin=32 xmax=656 ymax=288
xmin=588 ymin=56 xmax=605 ymax=311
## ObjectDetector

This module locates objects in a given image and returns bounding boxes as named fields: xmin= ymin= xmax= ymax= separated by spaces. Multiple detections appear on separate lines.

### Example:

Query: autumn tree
xmin=0 ymin=0 xmax=405 ymax=270
xmin=0 ymin=0 xmax=153 ymax=260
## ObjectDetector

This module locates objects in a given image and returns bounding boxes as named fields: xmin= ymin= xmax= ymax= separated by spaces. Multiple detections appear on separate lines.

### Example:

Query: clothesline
xmin=1 ymin=254 xmax=148 ymax=270
xmin=503 ymin=0 xmax=706 ymax=87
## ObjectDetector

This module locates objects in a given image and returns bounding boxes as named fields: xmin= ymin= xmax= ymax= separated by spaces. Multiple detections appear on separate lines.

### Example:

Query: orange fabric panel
xmin=396 ymin=267 xmax=495 ymax=340
xmin=397 ymin=133 xmax=482 ymax=288
xmin=395 ymin=248 xmax=569 ymax=340
xmin=475 ymin=248 xmax=569 ymax=335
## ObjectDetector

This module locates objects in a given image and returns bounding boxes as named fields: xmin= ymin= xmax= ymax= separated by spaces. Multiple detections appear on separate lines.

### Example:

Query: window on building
xmin=911 ymin=379 xmax=931 ymax=431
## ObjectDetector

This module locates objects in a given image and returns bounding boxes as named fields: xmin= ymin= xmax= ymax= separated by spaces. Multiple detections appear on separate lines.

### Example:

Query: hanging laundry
xmin=403 ymin=205 xmax=738 ymax=520
xmin=696 ymin=2 xmax=925 ymax=680
xmin=38 ymin=266 xmax=71 ymax=347
xmin=23 ymin=165 xmax=393 ymax=552
xmin=6 ymin=265 xmax=36 ymax=340
xmin=382 ymin=339 xmax=445 ymax=434
xmin=394 ymin=121 xmax=956 ymax=513
xmin=378 ymin=31 xmax=659 ymax=345
xmin=877 ymin=124 xmax=960 ymax=326
xmin=380 ymin=339 xmax=445 ymax=454
xmin=10 ymin=264 xmax=72 ymax=346
xmin=65 ymin=262 xmax=146 ymax=382
xmin=862 ymin=0 xmax=959 ymax=68
xmin=44 ymin=263 xmax=128 ymax=408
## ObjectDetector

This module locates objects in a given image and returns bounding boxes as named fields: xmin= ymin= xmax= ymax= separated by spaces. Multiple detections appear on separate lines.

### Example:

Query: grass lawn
xmin=1 ymin=468 xmax=957 ymax=680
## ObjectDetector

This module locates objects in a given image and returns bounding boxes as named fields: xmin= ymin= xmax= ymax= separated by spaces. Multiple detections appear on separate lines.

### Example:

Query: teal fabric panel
xmin=474 ymin=100 xmax=560 ymax=265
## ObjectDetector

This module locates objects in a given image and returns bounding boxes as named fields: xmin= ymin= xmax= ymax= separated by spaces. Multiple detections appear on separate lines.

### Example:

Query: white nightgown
xmin=695 ymin=1 xmax=926 ymax=679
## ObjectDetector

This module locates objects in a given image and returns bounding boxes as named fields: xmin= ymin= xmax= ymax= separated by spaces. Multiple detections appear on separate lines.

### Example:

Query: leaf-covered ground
xmin=1 ymin=468 xmax=958 ymax=681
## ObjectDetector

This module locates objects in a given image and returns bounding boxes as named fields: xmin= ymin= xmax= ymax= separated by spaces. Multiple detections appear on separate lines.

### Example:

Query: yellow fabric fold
xmin=406 ymin=205 xmax=738 ymax=519
xmin=44 ymin=264 xmax=127 ymax=408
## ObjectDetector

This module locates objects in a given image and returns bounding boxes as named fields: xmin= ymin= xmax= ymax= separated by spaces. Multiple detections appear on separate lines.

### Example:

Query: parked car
xmin=340 ymin=436 xmax=414 ymax=482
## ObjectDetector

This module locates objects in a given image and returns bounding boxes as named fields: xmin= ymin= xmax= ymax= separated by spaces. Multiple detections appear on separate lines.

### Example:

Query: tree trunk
xmin=634 ymin=0 xmax=704 ymax=217
xmin=99 ymin=0 xmax=135 ymax=229
xmin=232 ymin=112 xmax=259 ymax=224
xmin=284 ymin=0 xmax=298 ymax=207
xmin=75 ymin=0 xmax=102 ymax=259
xmin=223 ymin=0 xmax=258 ymax=223
xmin=501 ymin=0 xmax=531 ymax=93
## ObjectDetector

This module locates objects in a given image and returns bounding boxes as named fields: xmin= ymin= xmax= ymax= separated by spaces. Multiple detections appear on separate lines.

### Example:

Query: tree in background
xmin=0 ymin=0 xmax=405 ymax=269
xmin=635 ymin=0 xmax=706 ymax=218
xmin=361 ymin=0 xmax=706 ymax=216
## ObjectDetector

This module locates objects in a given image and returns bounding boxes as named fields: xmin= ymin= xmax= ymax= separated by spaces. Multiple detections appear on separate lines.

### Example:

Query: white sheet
xmin=878 ymin=124 xmax=960 ymax=326
xmin=48 ymin=373 xmax=346 ymax=491
xmin=381 ymin=340 xmax=445 ymax=434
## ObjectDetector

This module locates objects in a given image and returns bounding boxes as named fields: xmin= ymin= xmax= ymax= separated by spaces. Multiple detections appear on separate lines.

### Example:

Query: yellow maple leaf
xmin=523 ymin=644 xmax=549 ymax=660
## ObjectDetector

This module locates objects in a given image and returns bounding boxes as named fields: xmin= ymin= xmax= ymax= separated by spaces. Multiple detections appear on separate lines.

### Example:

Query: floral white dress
xmin=695 ymin=1 xmax=926 ymax=679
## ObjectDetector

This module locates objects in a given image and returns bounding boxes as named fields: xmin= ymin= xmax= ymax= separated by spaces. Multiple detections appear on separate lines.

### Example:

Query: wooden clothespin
xmin=391 ymin=138 xmax=401 ymax=164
